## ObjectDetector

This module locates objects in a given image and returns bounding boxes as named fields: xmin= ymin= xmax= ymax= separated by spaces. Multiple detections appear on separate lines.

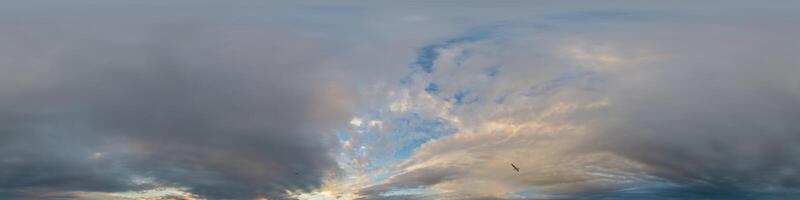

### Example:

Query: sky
xmin=1 ymin=1 xmax=799 ymax=200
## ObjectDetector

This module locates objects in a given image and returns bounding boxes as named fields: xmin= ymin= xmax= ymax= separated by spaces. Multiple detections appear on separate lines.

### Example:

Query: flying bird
xmin=511 ymin=163 xmax=519 ymax=172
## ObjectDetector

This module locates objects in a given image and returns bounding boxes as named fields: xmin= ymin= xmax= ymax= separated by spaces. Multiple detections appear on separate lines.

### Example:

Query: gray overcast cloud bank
xmin=0 ymin=20 xmax=354 ymax=199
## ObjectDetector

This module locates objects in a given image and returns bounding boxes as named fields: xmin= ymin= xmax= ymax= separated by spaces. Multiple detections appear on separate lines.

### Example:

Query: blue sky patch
xmin=425 ymin=83 xmax=439 ymax=94
xmin=485 ymin=66 xmax=500 ymax=77
xmin=409 ymin=25 xmax=498 ymax=74
xmin=390 ymin=113 xmax=458 ymax=159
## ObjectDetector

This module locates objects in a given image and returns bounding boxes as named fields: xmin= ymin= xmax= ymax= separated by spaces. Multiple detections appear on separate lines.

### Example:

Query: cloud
xmin=0 ymin=19 xmax=354 ymax=199
xmin=4 ymin=1 xmax=800 ymax=200
xmin=349 ymin=2 xmax=800 ymax=199
xmin=587 ymin=22 xmax=800 ymax=194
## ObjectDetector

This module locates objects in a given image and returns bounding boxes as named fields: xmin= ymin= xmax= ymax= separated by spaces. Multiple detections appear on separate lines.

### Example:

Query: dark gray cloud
xmin=358 ymin=166 xmax=463 ymax=198
xmin=0 ymin=19 xmax=353 ymax=199
xmin=587 ymin=22 xmax=800 ymax=194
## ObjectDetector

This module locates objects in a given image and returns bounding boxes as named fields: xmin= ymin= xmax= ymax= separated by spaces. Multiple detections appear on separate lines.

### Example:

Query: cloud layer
xmin=0 ymin=19 xmax=354 ymax=199
xmin=334 ymin=2 xmax=800 ymax=199
xmin=2 ymin=1 xmax=800 ymax=200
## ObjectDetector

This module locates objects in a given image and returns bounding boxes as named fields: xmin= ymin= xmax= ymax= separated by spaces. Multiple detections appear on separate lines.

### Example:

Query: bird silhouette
xmin=511 ymin=163 xmax=519 ymax=172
